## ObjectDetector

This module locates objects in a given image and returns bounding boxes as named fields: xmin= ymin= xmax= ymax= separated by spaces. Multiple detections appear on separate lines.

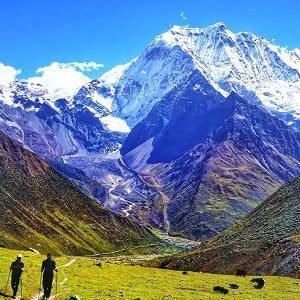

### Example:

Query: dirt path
xmin=30 ymin=258 xmax=77 ymax=300
xmin=59 ymin=259 xmax=76 ymax=268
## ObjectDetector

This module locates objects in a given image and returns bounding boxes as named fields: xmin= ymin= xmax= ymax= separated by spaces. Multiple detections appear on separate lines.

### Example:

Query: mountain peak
xmin=205 ymin=22 xmax=227 ymax=31
xmin=163 ymin=22 xmax=230 ymax=42
xmin=127 ymin=22 xmax=299 ymax=128
xmin=168 ymin=22 xmax=228 ymax=34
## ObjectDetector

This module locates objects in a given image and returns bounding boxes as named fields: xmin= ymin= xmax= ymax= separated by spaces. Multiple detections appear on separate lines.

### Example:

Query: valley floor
xmin=0 ymin=248 xmax=299 ymax=299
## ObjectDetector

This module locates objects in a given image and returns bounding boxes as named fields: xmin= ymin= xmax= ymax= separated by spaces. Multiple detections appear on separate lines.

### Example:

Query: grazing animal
xmin=95 ymin=260 xmax=102 ymax=267
xmin=229 ymin=283 xmax=239 ymax=289
xmin=236 ymin=269 xmax=247 ymax=276
xmin=251 ymin=278 xmax=266 ymax=289
xmin=182 ymin=271 xmax=188 ymax=275
xmin=213 ymin=286 xmax=229 ymax=294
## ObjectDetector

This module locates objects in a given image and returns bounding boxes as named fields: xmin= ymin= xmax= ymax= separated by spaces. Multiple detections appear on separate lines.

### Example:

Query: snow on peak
xmin=100 ymin=63 xmax=131 ymax=86
xmin=202 ymin=22 xmax=228 ymax=34
xmin=156 ymin=23 xmax=233 ymax=48
xmin=106 ymin=23 xmax=299 ymax=127
xmin=0 ymin=80 xmax=51 ymax=109
xmin=168 ymin=22 xmax=227 ymax=36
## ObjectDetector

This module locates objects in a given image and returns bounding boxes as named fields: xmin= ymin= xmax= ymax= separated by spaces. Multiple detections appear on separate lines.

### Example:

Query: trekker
xmin=41 ymin=253 xmax=58 ymax=299
xmin=10 ymin=254 xmax=24 ymax=299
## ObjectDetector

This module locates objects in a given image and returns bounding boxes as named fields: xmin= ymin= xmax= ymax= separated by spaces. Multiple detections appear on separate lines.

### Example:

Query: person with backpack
xmin=10 ymin=254 xmax=24 ymax=299
xmin=41 ymin=253 xmax=58 ymax=299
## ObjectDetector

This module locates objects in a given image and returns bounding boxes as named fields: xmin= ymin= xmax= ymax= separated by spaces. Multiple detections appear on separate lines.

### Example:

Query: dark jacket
xmin=41 ymin=259 xmax=56 ymax=277
xmin=10 ymin=260 xmax=24 ymax=277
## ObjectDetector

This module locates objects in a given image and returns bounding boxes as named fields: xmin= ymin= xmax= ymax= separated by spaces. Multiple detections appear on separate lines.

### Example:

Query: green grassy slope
xmin=0 ymin=131 xmax=158 ymax=255
xmin=157 ymin=177 xmax=300 ymax=277
xmin=0 ymin=248 xmax=299 ymax=299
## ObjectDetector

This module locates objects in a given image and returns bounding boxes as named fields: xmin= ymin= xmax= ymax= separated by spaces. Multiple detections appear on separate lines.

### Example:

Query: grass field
xmin=0 ymin=248 xmax=299 ymax=299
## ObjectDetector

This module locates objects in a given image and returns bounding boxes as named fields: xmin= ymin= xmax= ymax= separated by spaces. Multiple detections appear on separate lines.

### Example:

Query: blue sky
xmin=0 ymin=0 xmax=299 ymax=78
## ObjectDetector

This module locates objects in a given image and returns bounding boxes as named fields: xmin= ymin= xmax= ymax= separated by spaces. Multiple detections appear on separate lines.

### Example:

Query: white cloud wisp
xmin=28 ymin=61 xmax=104 ymax=99
xmin=0 ymin=63 xmax=21 ymax=86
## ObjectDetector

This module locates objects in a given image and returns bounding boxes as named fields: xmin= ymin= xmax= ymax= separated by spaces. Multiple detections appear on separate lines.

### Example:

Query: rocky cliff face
xmin=121 ymin=74 xmax=300 ymax=239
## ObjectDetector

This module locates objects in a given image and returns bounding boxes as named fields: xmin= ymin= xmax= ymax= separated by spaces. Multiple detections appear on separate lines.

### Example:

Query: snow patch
xmin=100 ymin=115 xmax=130 ymax=133
xmin=100 ymin=63 xmax=130 ymax=86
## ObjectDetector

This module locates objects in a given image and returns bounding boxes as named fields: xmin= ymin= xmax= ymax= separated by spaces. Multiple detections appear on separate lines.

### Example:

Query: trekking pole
xmin=55 ymin=272 xmax=58 ymax=295
xmin=20 ymin=277 xmax=23 ymax=300
xmin=4 ymin=270 xmax=11 ymax=296
xmin=38 ymin=272 xmax=42 ymax=300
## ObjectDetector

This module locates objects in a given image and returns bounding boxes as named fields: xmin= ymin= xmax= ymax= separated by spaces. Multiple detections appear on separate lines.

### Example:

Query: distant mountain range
xmin=0 ymin=80 xmax=126 ymax=158
xmin=0 ymin=23 xmax=299 ymax=241
xmin=159 ymin=177 xmax=300 ymax=278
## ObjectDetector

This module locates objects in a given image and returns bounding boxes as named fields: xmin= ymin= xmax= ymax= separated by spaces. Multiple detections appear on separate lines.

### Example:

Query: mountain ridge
xmin=157 ymin=176 xmax=300 ymax=278
xmin=120 ymin=85 xmax=300 ymax=239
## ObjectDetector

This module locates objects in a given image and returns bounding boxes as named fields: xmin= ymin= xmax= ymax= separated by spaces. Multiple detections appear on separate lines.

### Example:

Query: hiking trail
xmin=30 ymin=258 xmax=77 ymax=300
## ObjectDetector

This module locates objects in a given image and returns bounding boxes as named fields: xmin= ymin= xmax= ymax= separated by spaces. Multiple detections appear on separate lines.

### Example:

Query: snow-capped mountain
xmin=0 ymin=81 xmax=51 ymax=109
xmin=74 ymin=79 xmax=130 ymax=132
xmin=100 ymin=23 xmax=300 ymax=128
xmin=0 ymin=80 xmax=128 ymax=159
xmin=0 ymin=79 xmax=130 ymax=209
xmin=0 ymin=22 xmax=299 ymax=240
